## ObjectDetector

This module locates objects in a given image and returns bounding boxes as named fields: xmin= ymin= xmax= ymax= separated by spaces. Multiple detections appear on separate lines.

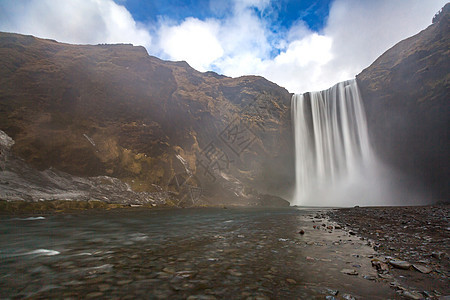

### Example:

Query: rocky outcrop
xmin=0 ymin=130 xmax=168 ymax=205
xmin=0 ymin=32 xmax=295 ymax=205
xmin=357 ymin=4 xmax=450 ymax=200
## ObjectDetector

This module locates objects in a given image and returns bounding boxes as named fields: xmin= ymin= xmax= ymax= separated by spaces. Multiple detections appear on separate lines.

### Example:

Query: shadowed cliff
xmin=357 ymin=4 xmax=450 ymax=200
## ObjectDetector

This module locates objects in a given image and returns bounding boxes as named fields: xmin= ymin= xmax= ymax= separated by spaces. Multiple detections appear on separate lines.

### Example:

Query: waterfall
xmin=291 ymin=79 xmax=378 ymax=206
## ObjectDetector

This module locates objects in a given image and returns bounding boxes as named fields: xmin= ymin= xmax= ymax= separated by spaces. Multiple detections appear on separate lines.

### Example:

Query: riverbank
xmin=0 ymin=199 xmax=163 ymax=214
xmin=327 ymin=205 xmax=449 ymax=299
xmin=0 ymin=199 xmax=289 ymax=215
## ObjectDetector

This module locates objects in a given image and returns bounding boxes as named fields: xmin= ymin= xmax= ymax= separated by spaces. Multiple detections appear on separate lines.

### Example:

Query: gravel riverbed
xmin=327 ymin=205 xmax=449 ymax=299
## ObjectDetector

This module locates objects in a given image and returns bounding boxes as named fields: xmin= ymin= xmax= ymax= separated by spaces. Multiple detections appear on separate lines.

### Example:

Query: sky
xmin=0 ymin=0 xmax=446 ymax=93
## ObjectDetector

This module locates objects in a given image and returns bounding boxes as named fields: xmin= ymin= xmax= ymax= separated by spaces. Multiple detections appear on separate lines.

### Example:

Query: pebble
xmin=378 ymin=274 xmax=393 ymax=279
xmin=117 ymin=279 xmax=133 ymax=285
xmin=389 ymin=259 xmax=411 ymax=270
xmin=163 ymin=267 xmax=176 ymax=274
xmin=228 ymin=269 xmax=242 ymax=276
xmin=412 ymin=264 xmax=432 ymax=274
xmin=371 ymin=259 xmax=389 ymax=272
xmin=176 ymin=270 xmax=197 ymax=278
xmin=363 ymin=275 xmax=377 ymax=281
xmin=402 ymin=290 xmax=423 ymax=300
xmin=286 ymin=278 xmax=296 ymax=284
xmin=325 ymin=288 xmax=339 ymax=295
xmin=299 ymin=230 xmax=305 ymax=235
xmin=341 ymin=269 xmax=358 ymax=275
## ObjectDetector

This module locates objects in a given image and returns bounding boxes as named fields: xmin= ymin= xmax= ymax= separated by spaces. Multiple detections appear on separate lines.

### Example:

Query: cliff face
xmin=0 ymin=32 xmax=294 ymax=205
xmin=357 ymin=4 xmax=450 ymax=199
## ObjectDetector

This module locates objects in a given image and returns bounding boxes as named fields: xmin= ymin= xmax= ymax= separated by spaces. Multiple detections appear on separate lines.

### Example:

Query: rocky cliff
xmin=357 ymin=4 xmax=450 ymax=200
xmin=0 ymin=32 xmax=294 ymax=206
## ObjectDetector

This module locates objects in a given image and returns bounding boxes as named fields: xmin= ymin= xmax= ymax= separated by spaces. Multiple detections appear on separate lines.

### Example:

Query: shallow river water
xmin=0 ymin=208 xmax=397 ymax=299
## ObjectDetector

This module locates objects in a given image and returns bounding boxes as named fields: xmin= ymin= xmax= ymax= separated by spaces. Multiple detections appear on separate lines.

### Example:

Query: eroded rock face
xmin=357 ymin=4 xmax=450 ymax=200
xmin=0 ymin=33 xmax=294 ymax=205
xmin=0 ymin=130 xmax=167 ymax=205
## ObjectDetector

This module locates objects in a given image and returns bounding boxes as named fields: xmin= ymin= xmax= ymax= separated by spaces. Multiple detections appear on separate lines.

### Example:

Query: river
xmin=0 ymin=207 xmax=396 ymax=299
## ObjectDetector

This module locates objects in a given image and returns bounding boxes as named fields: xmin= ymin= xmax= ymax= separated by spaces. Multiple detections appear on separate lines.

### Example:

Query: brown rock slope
xmin=357 ymin=4 xmax=450 ymax=200
xmin=0 ymin=32 xmax=294 ymax=206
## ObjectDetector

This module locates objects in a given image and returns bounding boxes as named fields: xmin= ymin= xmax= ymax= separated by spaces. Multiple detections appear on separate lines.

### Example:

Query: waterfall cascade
xmin=291 ymin=79 xmax=378 ymax=206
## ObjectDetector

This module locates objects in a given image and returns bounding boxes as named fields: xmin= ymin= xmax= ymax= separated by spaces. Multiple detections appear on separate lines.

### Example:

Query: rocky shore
xmin=327 ymin=205 xmax=449 ymax=299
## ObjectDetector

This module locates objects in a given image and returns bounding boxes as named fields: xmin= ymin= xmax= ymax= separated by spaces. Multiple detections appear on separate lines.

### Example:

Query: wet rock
xmin=175 ymin=270 xmax=197 ymax=278
xmin=402 ymin=290 xmax=423 ymax=299
xmin=378 ymin=273 xmax=393 ymax=279
xmin=371 ymin=259 xmax=389 ymax=272
xmin=325 ymin=288 xmax=339 ymax=295
xmin=389 ymin=259 xmax=411 ymax=270
xmin=412 ymin=264 xmax=432 ymax=274
xmin=363 ymin=275 xmax=377 ymax=281
xmin=340 ymin=269 xmax=358 ymax=276
xmin=286 ymin=278 xmax=296 ymax=284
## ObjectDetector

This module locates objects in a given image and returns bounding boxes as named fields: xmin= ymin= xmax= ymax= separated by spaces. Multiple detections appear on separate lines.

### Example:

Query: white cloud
xmin=158 ymin=18 xmax=223 ymax=71
xmin=259 ymin=0 xmax=448 ymax=93
xmin=0 ymin=0 xmax=447 ymax=93
xmin=155 ymin=0 xmax=271 ymax=74
xmin=0 ymin=0 xmax=151 ymax=48
xmin=154 ymin=0 xmax=447 ymax=93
